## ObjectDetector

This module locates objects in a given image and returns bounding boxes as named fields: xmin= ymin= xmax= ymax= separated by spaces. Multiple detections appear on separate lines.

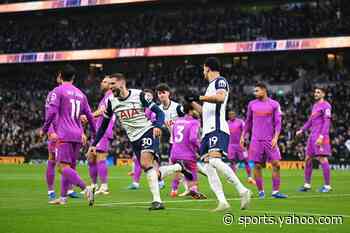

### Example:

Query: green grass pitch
xmin=0 ymin=164 xmax=349 ymax=233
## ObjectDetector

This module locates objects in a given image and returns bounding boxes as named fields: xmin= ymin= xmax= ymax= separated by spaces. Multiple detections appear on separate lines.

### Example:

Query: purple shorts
xmin=96 ymin=136 xmax=111 ymax=153
xmin=227 ymin=144 xmax=247 ymax=161
xmin=47 ymin=140 xmax=57 ymax=154
xmin=249 ymin=140 xmax=281 ymax=163
xmin=170 ymin=158 xmax=198 ymax=182
xmin=56 ymin=142 xmax=81 ymax=165
xmin=306 ymin=136 xmax=331 ymax=157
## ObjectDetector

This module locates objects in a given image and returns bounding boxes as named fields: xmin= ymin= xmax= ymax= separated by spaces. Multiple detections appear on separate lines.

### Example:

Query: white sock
xmin=208 ymin=158 xmax=248 ymax=194
xmin=101 ymin=183 xmax=108 ymax=190
xmin=304 ymin=183 xmax=311 ymax=188
xmin=205 ymin=163 xmax=228 ymax=205
xmin=183 ymin=180 xmax=189 ymax=192
xmin=197 ymin=162 xmax=208 ymax=176
xmin=159 ymin=164 xmax=181 ymax=179
xmin=146 ymin=168 xmax=162 ymax=203
xmin=48 ymin=190 xmax=55 ymax=195
xmin=133 ymin=182 xmax=140 ymax=187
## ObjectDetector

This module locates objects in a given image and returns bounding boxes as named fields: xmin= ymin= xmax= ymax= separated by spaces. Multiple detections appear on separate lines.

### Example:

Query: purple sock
xmin=255 ymin=177 xmax=264 ymax=191
xmin=133 ymin=158 xmax=142 ymax=183
xmin=46 ymin=160 xmax=56 ymax=191
xmin=61 ymin=167 xmax=86 ymax=191
xmin=60 ymin=174 xmax=70 ymax=197
xmin=304 ymin=159 xmax=313 ymax=184
xmin=97 ymin=160 xmax=108 ymax=184
xmin=88 ymin=161 xmax=98 ymax=184
xmin=321 ymin=161 xmax=331 ymax=186
xmin=230 ymin=161 xmax=237 ymax=173
xmin=272 ymin=176 xmax=281 ymax=192
xmin=171 ymin=177 xmax=180 ymax=191
xmin=244 ymin=161 xmax=252 ymax=177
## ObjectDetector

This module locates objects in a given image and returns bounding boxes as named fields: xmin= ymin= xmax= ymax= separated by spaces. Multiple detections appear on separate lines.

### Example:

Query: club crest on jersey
xmin=119 ymin=109 xmax=140 ymax=120
xmin=218 ymin=80 xmax=227 ymax=88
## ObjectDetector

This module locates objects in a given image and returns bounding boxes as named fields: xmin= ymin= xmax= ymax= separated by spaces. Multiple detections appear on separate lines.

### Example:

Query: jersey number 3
xmin=174 ymin=125 xmax=185 ymax=143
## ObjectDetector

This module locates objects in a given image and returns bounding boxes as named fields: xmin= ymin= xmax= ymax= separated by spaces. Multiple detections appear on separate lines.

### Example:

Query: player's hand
xmin=80 ymin=115 xmax=88 ymax=124
xmin=38 ymin=129 xmax=45 ymax=139
xmin=185 ymin=95 xmax=200 ymax=103
xmin=271 ymin=136 xmax=278 ymax=149
xmin=296 ymin=130 xmax=303 ymax=137
xmin=82 ymin=134 xmax=87 ymax=146
xmin=87 ymin=146 xmax=97 ymax=158
xmin=316 ymin=135 xmax=324 ymax=146
xmin=240 ymin=136 xmax=245 ymax=149
xmin=164 ymin=120 xmax=173 ymax=130
xmin=48 ymin=132 xmax=58 ymax=141
xmin=153 ymin=127 xmax=162 ymax=138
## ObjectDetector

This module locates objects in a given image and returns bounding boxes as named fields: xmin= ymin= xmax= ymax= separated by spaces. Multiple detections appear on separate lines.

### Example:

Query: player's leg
xmin=299 ymin=155 xmax=313 ymax=192
xmin=227 ymin=144 xmax=236 ymax=172
xmin=318 ymin=156 xmax=332 ymax=192
xmin=50 ymin=142 xmax=94 ymax=206
xmin=128 ymin=155 xmax=141 ymax=189
xmin=170 ymin=172 xmax=181 ymax=197
xmin=203 ymin=132 xmax=251 ymax=211
xmin=46 ymin=149 xmax=56 ymax=201
xmin=270 ymin=160 xmax=287 ymax=198
xmin=141 ymin=151 xmax=164 ymax=210
xmin=250 ymin=140 xmax=265 ymax=198
xmin=299 ymin=137 xmax=314 ymax=192
xmin=88 ymin=155 xmax=98 ymax=188
xmin=95 ymin=152 xmax=109 ymax=195
xmin=183 ymin=160 xmax=207 ymax=199
xmin=266 ymin=141 xmax=287 ymax=198
xmin=254 ymin=163 xmax=265 ymax=199
xmin=67 ymin=161 xmax=79 ymax=198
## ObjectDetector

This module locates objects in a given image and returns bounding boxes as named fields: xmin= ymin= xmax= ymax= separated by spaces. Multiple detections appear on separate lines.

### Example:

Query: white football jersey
xmin=108 ymin=89 xmax=154 ymax=142
xmin=160 ymin=100 xmax=184 ymax=143
xmin=202 ymin=77 xmax=230 ymax=136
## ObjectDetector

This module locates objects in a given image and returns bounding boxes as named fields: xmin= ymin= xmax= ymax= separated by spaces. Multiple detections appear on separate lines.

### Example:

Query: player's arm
xmin=242 ymin=103 xmax=252 ymax=138
xmin=296 ymin=116 xmax=312 ymax=136
xmin=93 ymin=107 xmax=105 ymax=118
xmin=91 ymin=100 xmax=113 ymax=147
xmin=317 ymin=106 xmax=332 ymax=145
xmin=140 ymin=92 xmax=165 ymax=128
xmin=176 ymin=104 xmax=186 ymax=117
xmin=199 ymin=89 xmax=227 ymax=103
xmin=272 ymin=103 xmax=282 ymax=148
xmin=41 ymin=91 xmax=60 ymax=135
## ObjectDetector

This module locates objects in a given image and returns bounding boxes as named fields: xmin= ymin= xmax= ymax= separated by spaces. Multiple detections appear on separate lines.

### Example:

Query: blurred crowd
xmin=0 ymin=0 xmax=348 ymax=53
xmin=1 ymin=62 xmax=349 ymax=165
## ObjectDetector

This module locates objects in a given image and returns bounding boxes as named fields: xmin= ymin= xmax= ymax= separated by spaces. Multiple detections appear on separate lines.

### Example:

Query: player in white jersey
xmin=88 ymin=73 xmax=194 ymax=210
xmin=156 ymin=83 xmax=187 ymax=196
xmin=186 ymin=57 xmax=251 ymax=212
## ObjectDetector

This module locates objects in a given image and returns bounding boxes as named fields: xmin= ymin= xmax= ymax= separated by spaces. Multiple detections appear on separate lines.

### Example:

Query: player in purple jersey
xmin=170 ymin=103 xmax=207 ymax=199
xmin=87 ymin=76 xmax=115 ymax=195
xmin=241 ymin=83 xmax=288 ymax=199
xmin=45 ymin=75 xmax=62 ymax=201
xmin=41 ymin=65 xmax=97 ymax=206
xmin=296 ymin=87 xmax=332 ymax=193
xmin=227 ymin=110 xmax=255 ymax=185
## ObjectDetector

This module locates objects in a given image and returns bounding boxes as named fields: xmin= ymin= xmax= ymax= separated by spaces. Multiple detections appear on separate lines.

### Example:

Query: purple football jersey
xmin=302 ymin=100 xmax=332 ymax=138
xmin=170 ymin=115 xmax=200 ymax=161
xmin=42 ymin=83 xmax=96 ymax=142
xmin=95 ymin=90 xmax=115 ymax=139
xmin=228 ymin=118 xmax=244 ymax=145
xmin=243 ymin=98 xmax=282 ymax=141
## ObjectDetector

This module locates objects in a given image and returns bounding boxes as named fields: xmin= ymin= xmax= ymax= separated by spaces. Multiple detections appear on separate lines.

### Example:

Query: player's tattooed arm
xmin=199 ymin=89 xmax=227 ymax=103
xmin=42 ymin=91 xmax=60 ymax=134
